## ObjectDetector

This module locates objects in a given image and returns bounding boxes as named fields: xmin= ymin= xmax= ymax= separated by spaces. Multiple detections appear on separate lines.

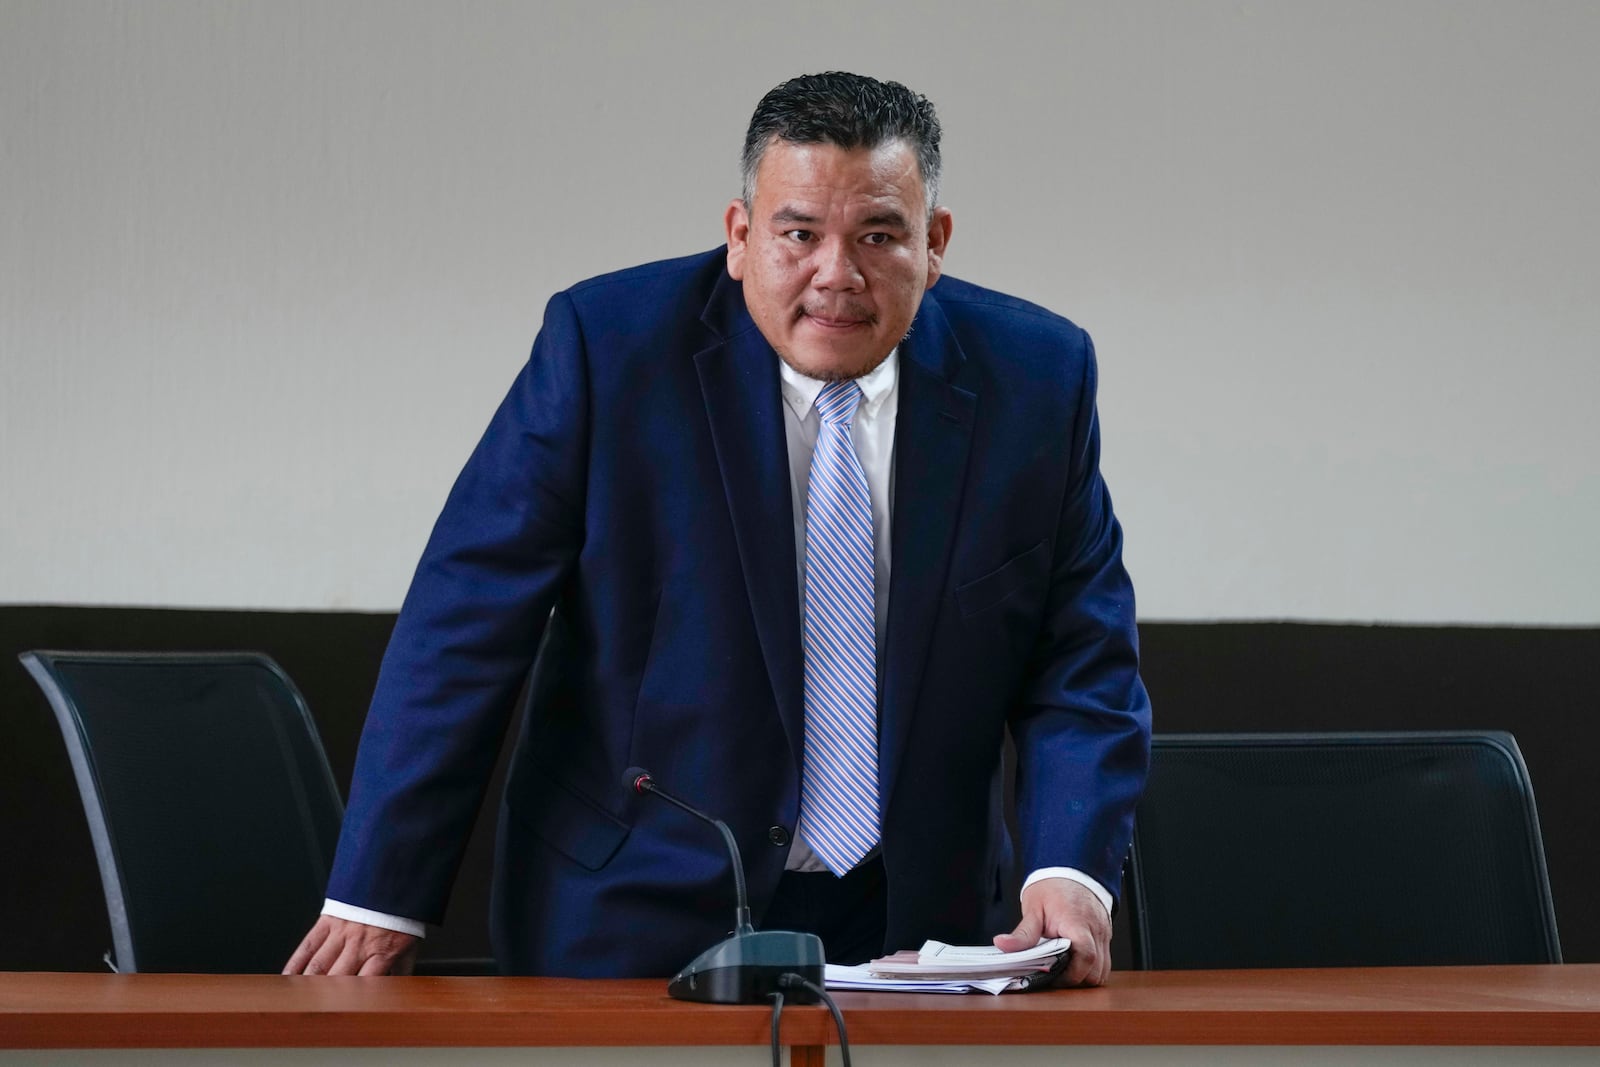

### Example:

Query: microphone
xmin=624 ymin=767 xmax=825 ymax=1004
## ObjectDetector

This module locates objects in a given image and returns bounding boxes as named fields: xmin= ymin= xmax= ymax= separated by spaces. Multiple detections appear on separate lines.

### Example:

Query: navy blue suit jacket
xmin=328 ymin=248 xmax=1151 ymax=976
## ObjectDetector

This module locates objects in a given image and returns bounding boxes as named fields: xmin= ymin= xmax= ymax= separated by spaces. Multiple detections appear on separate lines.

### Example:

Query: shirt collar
xmin=777 ymin=348 xmax=899 ymax=421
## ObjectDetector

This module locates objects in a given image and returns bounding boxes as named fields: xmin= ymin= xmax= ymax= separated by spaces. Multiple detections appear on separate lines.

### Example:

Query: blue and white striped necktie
xmin=799 ymin=379 xmax=879 ymax=876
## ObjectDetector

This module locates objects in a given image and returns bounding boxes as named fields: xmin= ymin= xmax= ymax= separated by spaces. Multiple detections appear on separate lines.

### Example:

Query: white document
xmin=823 ymin=963 xmax=1020 ymax=995
xmin=824 ymin=937 xmax=1073 ymax=994
xmin=918 ymin=937 xmax=1072 ymax=966
xmin=868 ymin=937 xmax=1072 ymax=978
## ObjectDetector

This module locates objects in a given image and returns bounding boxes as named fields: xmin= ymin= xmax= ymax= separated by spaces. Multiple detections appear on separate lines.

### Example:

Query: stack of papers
xmin=825 ymin=938 xmax=1071 ymax=995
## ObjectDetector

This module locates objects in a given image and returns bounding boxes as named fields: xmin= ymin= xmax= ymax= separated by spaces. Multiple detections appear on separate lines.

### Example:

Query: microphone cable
xmin=768 ymin=972 xmax=851 ymax=1067
xmin=765 ymin=988 xmax=784 ymax=1067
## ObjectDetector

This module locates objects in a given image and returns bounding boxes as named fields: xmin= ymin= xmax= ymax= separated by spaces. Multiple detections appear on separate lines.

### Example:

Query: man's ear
xmin=724 ymin=198 xmax=750 ymax=280
xmin=924 ymin=205 xmax=954 ymax=289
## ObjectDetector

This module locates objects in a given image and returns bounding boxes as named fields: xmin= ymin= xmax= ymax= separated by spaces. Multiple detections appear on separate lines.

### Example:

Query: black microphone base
xmin=667 ymin=929 xmax=826 ymax=1004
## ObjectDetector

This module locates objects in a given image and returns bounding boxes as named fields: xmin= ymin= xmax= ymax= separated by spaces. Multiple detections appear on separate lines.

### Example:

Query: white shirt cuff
xmin=321 ymin=898 xmax=427 ymax=939
xmin=1022 ymin=867 xmax=1114 ymax=919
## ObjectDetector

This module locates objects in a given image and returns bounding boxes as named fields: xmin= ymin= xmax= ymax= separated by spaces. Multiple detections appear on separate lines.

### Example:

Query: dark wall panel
xmin=1133 ymin=622 xmax=1599 ymax=966
xmin=3 ymin=607 xmax=1595 ymax=971
xmin=0 ymin=605 xmax=499 ymax=972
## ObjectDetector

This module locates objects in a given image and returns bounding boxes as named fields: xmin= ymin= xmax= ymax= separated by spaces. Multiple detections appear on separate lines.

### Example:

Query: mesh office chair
xmin=1125 ymin=731 xmax=1561 ymax=969
xmin=20 ymin=651 xmax=345 ymax=973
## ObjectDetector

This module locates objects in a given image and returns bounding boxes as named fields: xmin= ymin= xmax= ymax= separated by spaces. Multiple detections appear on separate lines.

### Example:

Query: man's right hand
xmin=283 ymin=916 xmax=420 ymax=976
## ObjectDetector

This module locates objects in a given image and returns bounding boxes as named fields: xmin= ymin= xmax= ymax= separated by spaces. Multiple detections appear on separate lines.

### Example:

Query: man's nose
xmin=810 ymin=238 xmax=864 ymax=290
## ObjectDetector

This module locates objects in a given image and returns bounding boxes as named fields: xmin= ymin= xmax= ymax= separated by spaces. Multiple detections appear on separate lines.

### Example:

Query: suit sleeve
xmin=325 ymin=291 xmax=590 ymax=923
xmin=1008 ymin=332 xmax=1151 ymax=905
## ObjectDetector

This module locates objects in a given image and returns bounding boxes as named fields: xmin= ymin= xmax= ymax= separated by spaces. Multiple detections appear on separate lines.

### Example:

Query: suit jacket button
xmin=767 ymin=825 xmax=790 ymax=846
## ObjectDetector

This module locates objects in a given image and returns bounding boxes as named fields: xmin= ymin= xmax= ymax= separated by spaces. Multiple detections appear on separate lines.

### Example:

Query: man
xmin=286 ymin=72 xmax=1150 ymax=987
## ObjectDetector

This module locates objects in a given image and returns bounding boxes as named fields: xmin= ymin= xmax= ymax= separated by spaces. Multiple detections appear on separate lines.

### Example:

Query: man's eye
xmin=784 ymin=229 xmax=813 ymax=242
xmin=863 ymin=233 xmax=891 ymax=246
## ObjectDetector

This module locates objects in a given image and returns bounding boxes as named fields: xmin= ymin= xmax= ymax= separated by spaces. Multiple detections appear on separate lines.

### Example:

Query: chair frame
xmin=1124 ymin=730 xmax=1562 ymax=969
xmin=20 ymin=649 xmax=343 ymax=973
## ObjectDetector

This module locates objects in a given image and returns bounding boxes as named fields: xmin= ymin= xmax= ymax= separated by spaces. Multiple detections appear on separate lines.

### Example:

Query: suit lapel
xmin=880 ymin=292 xmax=977 ymax=809
xmin=693 ymin=274 xmax=806 ymax=770
xmin=691 ymin=274 xmax=978 ymax=800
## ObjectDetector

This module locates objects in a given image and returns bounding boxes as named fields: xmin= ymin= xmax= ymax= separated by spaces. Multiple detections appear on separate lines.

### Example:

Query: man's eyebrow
xmin=860 ymin=210 xmax=912 ymax=231
xmin=767 ymin=207 xmax=913 ymax=231
xmin=770 ymin=207 xmax=820 ymax=225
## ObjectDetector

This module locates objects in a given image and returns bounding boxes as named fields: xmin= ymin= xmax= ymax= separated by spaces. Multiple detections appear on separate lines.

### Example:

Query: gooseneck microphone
xmin=624 ymin=767 xmax=825 ymax=1004
xmin=626 ymin=768 xmax=755 ymax=937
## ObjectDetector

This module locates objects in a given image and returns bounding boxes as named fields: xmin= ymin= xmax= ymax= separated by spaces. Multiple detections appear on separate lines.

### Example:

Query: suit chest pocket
xmin=954 ymin=539 xmax=1049 ymax=619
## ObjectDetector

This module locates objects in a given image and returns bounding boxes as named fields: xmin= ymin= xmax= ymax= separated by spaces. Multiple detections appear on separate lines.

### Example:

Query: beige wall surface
xmin=3 ymin=1 xmax=1596 ymax=621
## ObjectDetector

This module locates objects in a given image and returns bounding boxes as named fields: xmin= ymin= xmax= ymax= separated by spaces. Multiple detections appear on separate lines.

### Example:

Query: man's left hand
xmin=993 ymin=877 xmax=1112 ymax=987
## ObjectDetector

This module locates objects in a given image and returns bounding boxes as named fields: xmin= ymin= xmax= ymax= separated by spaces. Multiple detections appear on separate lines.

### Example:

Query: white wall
xmin=3 ymin=0 xmax=1596 ymax=622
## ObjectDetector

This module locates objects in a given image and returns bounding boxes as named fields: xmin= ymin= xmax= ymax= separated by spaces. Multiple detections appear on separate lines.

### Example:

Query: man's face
xmin=725 ymin=139 xmax=953 ymax=381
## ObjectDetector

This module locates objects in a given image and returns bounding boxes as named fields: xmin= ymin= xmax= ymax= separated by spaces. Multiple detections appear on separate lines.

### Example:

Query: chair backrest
xmin=1125 ymin=731 xmax=1561 ymax=969
xmin=20 ymin=651 xmax=344 ymax=973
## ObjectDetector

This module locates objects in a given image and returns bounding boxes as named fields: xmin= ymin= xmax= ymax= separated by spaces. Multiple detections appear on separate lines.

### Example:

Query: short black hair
xmin=741 ymin=71 xmax=942 ymax=212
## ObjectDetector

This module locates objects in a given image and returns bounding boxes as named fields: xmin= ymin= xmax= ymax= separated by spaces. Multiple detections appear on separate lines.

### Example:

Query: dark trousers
xmin=759 ymin=856 xmax=888 ymax=966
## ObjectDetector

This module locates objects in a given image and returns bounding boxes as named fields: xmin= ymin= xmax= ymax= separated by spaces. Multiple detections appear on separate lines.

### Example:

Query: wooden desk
xmin=2 ymin=966 xmax=1598 ymax=1065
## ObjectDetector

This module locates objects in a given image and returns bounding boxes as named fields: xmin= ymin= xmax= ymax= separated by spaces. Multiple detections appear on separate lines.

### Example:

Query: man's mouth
xmin=800 ymin=306 xmax=874 ymax=330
